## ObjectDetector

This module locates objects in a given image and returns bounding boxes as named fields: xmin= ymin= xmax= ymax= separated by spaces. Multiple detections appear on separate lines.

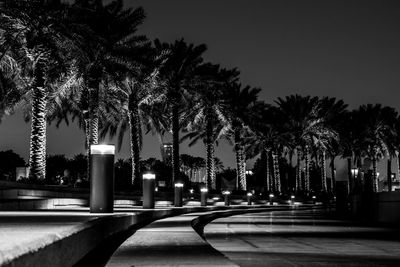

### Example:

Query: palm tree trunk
xmin=242 ymin=155 xmax=247 ymax=190
xmin=235 ymin=146 xmax=247 ymax=190
xmin=171 ymin=103 xmax=180 ymax=184
xmin=128 ymin=106 xmax=141 ymax=187
xmin=321 ymin=150 xmax=327 ymax=192
xmin=235 ymin=146 xmax=241 ymax=190
xmin=304 ymin=146 xmax=310 ymax=192
xmin=387 ymin=157 xmax=392 ymax=192
xmin=272 ymin=150 xmax=281 ymax=193
xmin=296 ymin=148 xmax=302 ymax=192
xmin=330 ymin=156 xmax=336 ymax=193
xmin=234 ymin=128 xmax=246 ymax=190
xmin=90 ymin=116 xmax=99 ymax=145
xmin=372 ymin=154 xmax=378 ymax=192
xmin=264 ymin=149 xmax=271 ymax=192
xmin=205 ymin=141 xmax=215 ymax=190
xmin=396 ymin=151 xmax=400 ymax=185
xmin=88 ymin=77 xmax=99 ymax=145
xmin=29 ymin=65 xmax=47 ymax=181
xmin=347 ymin=156 xmax=352 ymax=188
xmin=205 ymin=112 xmax=215 ymax=190
xmin=83 ymin=111 xmax=90 ymax=181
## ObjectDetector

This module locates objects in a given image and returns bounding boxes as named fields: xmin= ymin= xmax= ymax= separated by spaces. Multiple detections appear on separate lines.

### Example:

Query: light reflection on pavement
xmin=204 ymin=209 xmax=400 ymax=266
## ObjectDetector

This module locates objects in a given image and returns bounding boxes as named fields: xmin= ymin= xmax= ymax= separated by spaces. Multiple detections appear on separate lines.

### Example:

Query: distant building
xmin=161 ymin=143 xmax=173 ymax=165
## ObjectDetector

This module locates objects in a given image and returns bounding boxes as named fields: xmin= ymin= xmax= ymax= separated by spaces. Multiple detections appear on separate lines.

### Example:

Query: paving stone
xmin=107 ymin=214 xmax=238 ymax=267
xmin=205 ymin=209 xmax=400 ymax=266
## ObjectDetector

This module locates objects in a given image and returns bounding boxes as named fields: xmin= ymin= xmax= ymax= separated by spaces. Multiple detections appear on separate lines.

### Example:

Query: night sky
xmin=1 ymin=0 xmax=400 ymax=175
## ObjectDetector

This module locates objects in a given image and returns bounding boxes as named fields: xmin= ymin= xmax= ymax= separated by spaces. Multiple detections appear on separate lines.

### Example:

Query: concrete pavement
xmin=0 ymin=205 xmax=279 ymax=266
xmin=204 ymin=209 xmax=400 ymax=266
xmin=107 ymin=212 xmax=238 ymax=267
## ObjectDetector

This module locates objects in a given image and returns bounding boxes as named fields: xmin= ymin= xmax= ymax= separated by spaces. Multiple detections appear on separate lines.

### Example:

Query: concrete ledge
xmin=0 ymin=208 xmax=200 ymax=267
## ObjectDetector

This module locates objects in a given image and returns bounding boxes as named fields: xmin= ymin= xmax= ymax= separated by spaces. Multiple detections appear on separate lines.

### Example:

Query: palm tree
xmin=276 ymin=95 xmax=322 ymax=194
xmin=72 ymin=0 xmax=147 ymax=147
xmin=313 ymin=97 xmax=346 ymax=192
xmin=249 ymin=104 xmax=285 ymax=193
xmin=214 ymin=157 xmax=224 ymax=174
xmin=223 ymin=83 xmax=261 ymax=191
xmin=354 ymin=104 xmax=397 ymax=192
xmin=394 ymin=117 xmax=400 ymax=189
xmin=154 ymin=39 xmax=207 ymax=184
xmin=48 ymin=1 xmax=148 ymax=182
xmin=2 ymin=1 xmax=84 ymax=180
xmin=182 ymin=64 xmax=239 ymax=190
xmin=100 ymin=45 xmax=167 ymax=187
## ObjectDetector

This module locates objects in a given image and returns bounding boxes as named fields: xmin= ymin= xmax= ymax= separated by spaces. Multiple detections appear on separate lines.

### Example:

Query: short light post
xmin=189 ymin=188 xmax=194 ymax=200
xmin=290 ymin=195 xmax=295 ymax=205
xmin=200 ymin=187 xmax=208 ymax=207
xmin=247 ymin=192 xmax=253 ymax=205
xmin=174 ymin=182 xmax=184 ymax=207
xmin=143 ymin=173 xmax=156 ymax=209
xmin=223 ymin=190 xmax=231 ymax=206
xmin=90 ymin=144 xmax=115 ymax=213
xmin=351 ymin=168 xmax=358 ymax=192
xmin=312 ymin=195 xmax=316 ymax=205
xmin=269 ymin=193 xmax=274 ymax=205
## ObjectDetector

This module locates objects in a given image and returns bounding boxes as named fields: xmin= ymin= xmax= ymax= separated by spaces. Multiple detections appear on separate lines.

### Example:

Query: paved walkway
xmin=107 ymin=212 xmax=238 ymax=267
xmin=204 ymin=209 xmax=400 ymax=266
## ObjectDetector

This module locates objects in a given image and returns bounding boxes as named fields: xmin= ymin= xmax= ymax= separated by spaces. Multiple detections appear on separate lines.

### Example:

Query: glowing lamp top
xmin=143 ymin=173 xmax=156 ymax=180
xmin=200 ymin=188 xmax=208 ymax=192
xmin=247 ymin=192 xmax=253 ymax=196
xmin=269 ymin=194 xmax=274 ymax=198
xmin=90 ymin=144 xmax=115 ymax=155
xmin=174 ymin=183 xmax=184 ymax=188
xmin=222 ymin=190 xmax=231 ymax=195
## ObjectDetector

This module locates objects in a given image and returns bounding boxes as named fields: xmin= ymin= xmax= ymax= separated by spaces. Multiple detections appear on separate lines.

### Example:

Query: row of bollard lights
xmin=89 ymin=144 xmax=256 ymax=213
xmin=89 ymin=145 xmax=315 ymax=213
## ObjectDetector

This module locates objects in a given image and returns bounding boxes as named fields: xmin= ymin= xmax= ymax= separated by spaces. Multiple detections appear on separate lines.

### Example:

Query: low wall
xmin=374 ymin=191 xmax=400 ymax=223
xmin=351 ymin=191 xmax=400 ymax=224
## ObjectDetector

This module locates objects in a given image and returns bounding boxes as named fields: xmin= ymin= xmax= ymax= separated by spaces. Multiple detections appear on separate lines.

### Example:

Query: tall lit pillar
xmin=174 ymin=182 xmax=183 ymax=207
xmin=200 ymin=187 xmax=208 ymax=207
xmin=143 ymin=173 xmax=156 ymax=209
xmin=223 ymin=191 xmax=231 ymax=206
xmin=90 ymin=144 xmax=115 ymax=213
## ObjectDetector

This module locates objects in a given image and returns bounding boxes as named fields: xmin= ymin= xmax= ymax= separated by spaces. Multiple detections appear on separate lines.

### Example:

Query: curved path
xmin=204 ymin=209 xmax=400 ymax=266
xmin=106 ymin=212 xmax=238 ymax=267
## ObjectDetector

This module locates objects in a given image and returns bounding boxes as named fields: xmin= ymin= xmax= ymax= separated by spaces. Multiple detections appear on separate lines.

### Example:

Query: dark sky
xmin=1 ymin=0 xmax=400 ymax=171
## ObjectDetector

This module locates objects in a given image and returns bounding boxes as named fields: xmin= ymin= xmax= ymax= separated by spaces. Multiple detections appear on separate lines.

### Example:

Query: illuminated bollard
xmin=174 ymin=182 xmax=184 ymax=207
xmin=200 ymin=187 xmax=208 ymax=207
xmin=90 ymin=144 xmax=115 ymax=213
xmin=143 ymin=173 xmax=156 ymax=209
xmin=312 ymin=195 xmax=316 ymax=205
xmin=290 ymin=195 xmax=295 ymax=205
xmin=269 ymin=193 xmax=274 ymax=205
xmin=223 ymin=191 xmax=231 ymax=206
xmin=189 ymin=188 xmax=194 ymax=200
xmin=247 ymin=192 xmax=253 ymax=205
